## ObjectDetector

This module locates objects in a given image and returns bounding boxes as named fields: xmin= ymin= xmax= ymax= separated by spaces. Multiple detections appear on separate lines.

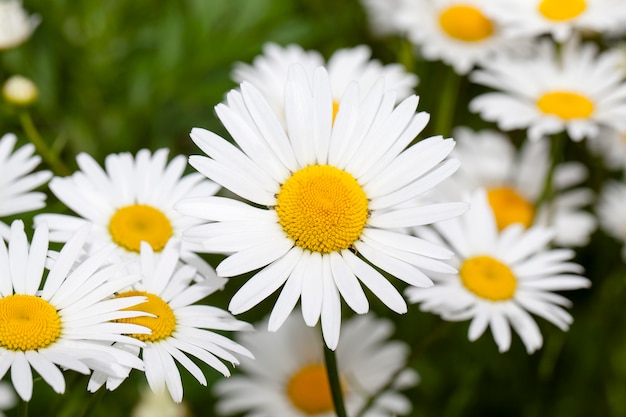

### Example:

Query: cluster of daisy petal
xmin=2 ymin=0 xmax=626 ymax=415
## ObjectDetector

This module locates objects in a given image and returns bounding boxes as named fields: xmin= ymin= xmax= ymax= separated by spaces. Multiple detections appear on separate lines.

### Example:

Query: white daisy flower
xmin=0 ymin=0 xmax=39 ymax=50
xmin=407 ymin=189 xmax=590 ymax=354
xmin=232 ymin=43 xmax=418 ymax=121
xmin=177 ymin=65 xmax=468 ymax=349
xmin=586 ymin=126 xmax=626 ymax=171
xmin=214 ymin=311 xmax=418 ymax=417
xmin=469 ymin=36 xmax=626 ymax=141
xmin=0 ymin=220 xmax=149 ymax=401
xmin=438 ymin=127 xmax=596 ymax=247
xmin=0 ymin=133 xmax=52 ymax=239
xmin=486 ymin=0 xmax=626 ymax=42
xmin=359 ymin=0 xmax=407 ymax=37
xmin=391 ymin=0 xmax=532 ymax=74
xmin=88 ymin=239 xmax=253 ymax=403
xmin=596 ymin=180 xmax=626 ymax=260
xmin=34 ymin=148 xmax=221 ymax=281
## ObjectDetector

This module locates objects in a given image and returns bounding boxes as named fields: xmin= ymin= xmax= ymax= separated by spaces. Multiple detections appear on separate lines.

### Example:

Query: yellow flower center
xmin=438 ymin=5 xmax=494 ymax=42
xmin=538 ymin=0 xmax=586 ymax=21
xmin=108 ymin=204 xmax=173 ymax=253
xmin=286 ymin=364 xmax=340 ymax=415
xmin=487 ymin=187 xmax=535 ymax=231
xmin=460 ymin=255 xmax=517 ymax=301
xmin=275 ymin=165 xmax=369 ymax=254
xmin=536 ymin=91 xmax=594 ymax=120
xmin=115 ymin=291 xmax=176 ymax=342
xmin=0 ymin=295 xmax=62 ymax=351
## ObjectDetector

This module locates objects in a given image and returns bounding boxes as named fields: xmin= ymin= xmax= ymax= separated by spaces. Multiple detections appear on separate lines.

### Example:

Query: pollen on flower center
xmin=537 ymin=91 xmax=594 ymax=120
xmin=275 ymin=164 xmax=369 ymax=254
xmin=332 ymin=100 xmax=340 ymax=125
xmin=438 ymin=5 xmax=494 ymax=42
xmin=487 ymin=187 xmax=535 ymax=230
xmin=460 ymin=255 xmax=517 ymax=301
xmin=286 ymin=364 xmax=343 ymax=415
xmin=115 ymin=291 xmax=176 ymax=342
xmin=0 ymin=294 xmax=62 ymax=351
xmin=108 ymin=204 xmax=173 ymax=253
xmin=538 ymin=0 xmax=586 ymax=21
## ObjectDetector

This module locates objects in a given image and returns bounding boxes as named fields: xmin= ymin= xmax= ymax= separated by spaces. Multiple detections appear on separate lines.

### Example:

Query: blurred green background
xmin=1 ymin=0 xmax=625 ymax=416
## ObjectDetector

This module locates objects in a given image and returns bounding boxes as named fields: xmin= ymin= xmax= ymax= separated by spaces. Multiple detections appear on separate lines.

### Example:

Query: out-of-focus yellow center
xmin=0 ymin=295 xmax=61 ymax=351
xmin=537 ymin=91 xmax=594 ymax=120
xmin=439 ymin=5 xmax=494 ymax=42
xmin=276 ymin=164 xmax=369 ymax=254
xmin=115 ymin=291 xmax=176 ymax=342
xmin=108 ymin=204 xmax=173 ymax=253
xmin=487 ymin=187 xmax=535 ymax=230
xmin=286 ymin=364 xmax=339 ymax=415
xmin=538 ymin=0 xmax=586 ymax=21
xmin=460 ymin=255 xmax=517 ymax=301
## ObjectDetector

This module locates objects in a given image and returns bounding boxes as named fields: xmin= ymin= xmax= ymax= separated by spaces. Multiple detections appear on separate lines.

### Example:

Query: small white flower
xmin=214 ymin=311 xmax=418 ymax=417
xmin=470 ymin=36 xmax=626 ymax=141
xmin=407 ymin=189 xmax=590 ymax=354
xmin=0 ymin=220 xmax=149 ymax=401
xmin=0 ymin=0 xmax=39 ymax=50
xmin=232 ymin=43 xmax=418 ymax=120
xmin=485 ymin=0 xmax=626 ymax=42
xmin=391 ymin=0 xmax=533 ymax=74
xmin=437 ymin=127 xmax=596 ymax=247
xmin=88 ymin=240 xmax=253 ymax=403
xmin=177 ymin=65 xmax=468 ymax=350
xmin=0 ymin=133 xmax=51 ymax=239
xmin=35 ymin=148 xmax=221 ymax=281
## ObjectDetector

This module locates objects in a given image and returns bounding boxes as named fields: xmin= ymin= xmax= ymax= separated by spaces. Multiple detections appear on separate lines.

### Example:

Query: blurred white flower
xmin=0 ymin=0 xmax=39 ymax=50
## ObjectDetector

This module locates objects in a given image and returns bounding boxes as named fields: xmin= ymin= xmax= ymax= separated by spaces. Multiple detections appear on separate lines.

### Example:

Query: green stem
xmin=323 ymin=342 xmax=348 ymax=417
xmin=18 ymin=111 xmax=71 ymax=176
xmin=16 ymin=398 xmax=28 ymax=417
xmin=535 ymin=133 xmax=566 ymax=214
xmin=80 ymin=388 xmax=105 ymax=417
xmin=433 ymin=66 xmax=460 ymax=138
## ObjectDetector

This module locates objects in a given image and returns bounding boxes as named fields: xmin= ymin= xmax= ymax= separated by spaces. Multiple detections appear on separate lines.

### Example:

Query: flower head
xmin=407 ymin=189 xmax=590 ymax=353
xmin=214 ymin=311 xmax=418 ymax=417
xmin=178 ymin=65 xmax=468 ymax=349
xmin=35 ymin=148 xmax=221 ymax=281
xmin=469 ymin=36 xmax=626 ymax=141
xmin=88 ymin=239 xmax=253 ymax=403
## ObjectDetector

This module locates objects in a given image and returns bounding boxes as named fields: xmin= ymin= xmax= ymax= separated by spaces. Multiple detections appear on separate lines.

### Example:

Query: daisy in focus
xmin=0 ymin=220 xmax=149 ymax=401
xmin=0 ymin=133 xmax=52 ymax=239
xmin=486 ymin=0 xmax=626 ymax=42
xmin=0 ymin=0 xmax=39 ymax=50
xmin=596 ymin=181 xmax=626 ymax=260
xmin=232 ymin=43 xmax=418 ymax=120
xmin=88 ymin=239 xmax=253 ymax=403
xmin=469 ymin=36 xmax=626 ymax=141
xmin=214 ymin=311 xmax=418 ymax=417
xmin=177 ymin=65 xmax=468 ymax=349
xmin=388 ymin=0 xmax=532 ymax=74
xmin=407 ymin=189 xmax=590 ymax=354
xmin=35 ymin=148 xmax=221 ymax=280
xmin=437 ymin=127 xmax=596 ymax=247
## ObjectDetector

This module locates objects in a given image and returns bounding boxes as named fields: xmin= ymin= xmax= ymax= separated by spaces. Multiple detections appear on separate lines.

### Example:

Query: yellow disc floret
xmin=538 ymin=0 xmax=586 ymax=21
xmin=439 ymin=5 xmax=494 ymax=42
xmin=275 ymin=165 xmax=369 ymax=254
xmin=108 ymin=204 xmax=173 ymax=253
xmin=115 ymin=291 xmax=176 ymax=342
xmin=286 ymin=364 xmax=337 ymax=415
xmin=537 ymin=91 xmax=594 ymax=120
xmin=0 ymin=294 xmax=61 ymax=351
xmin=487 ymin=187 xmax=535 ymax=231
xmin=460 ymin=255 xmax=517 ymax=301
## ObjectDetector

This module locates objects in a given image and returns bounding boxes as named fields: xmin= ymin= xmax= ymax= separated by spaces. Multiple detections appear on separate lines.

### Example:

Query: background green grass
xmin=2 ymin=1 xmax=625 ymax=416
